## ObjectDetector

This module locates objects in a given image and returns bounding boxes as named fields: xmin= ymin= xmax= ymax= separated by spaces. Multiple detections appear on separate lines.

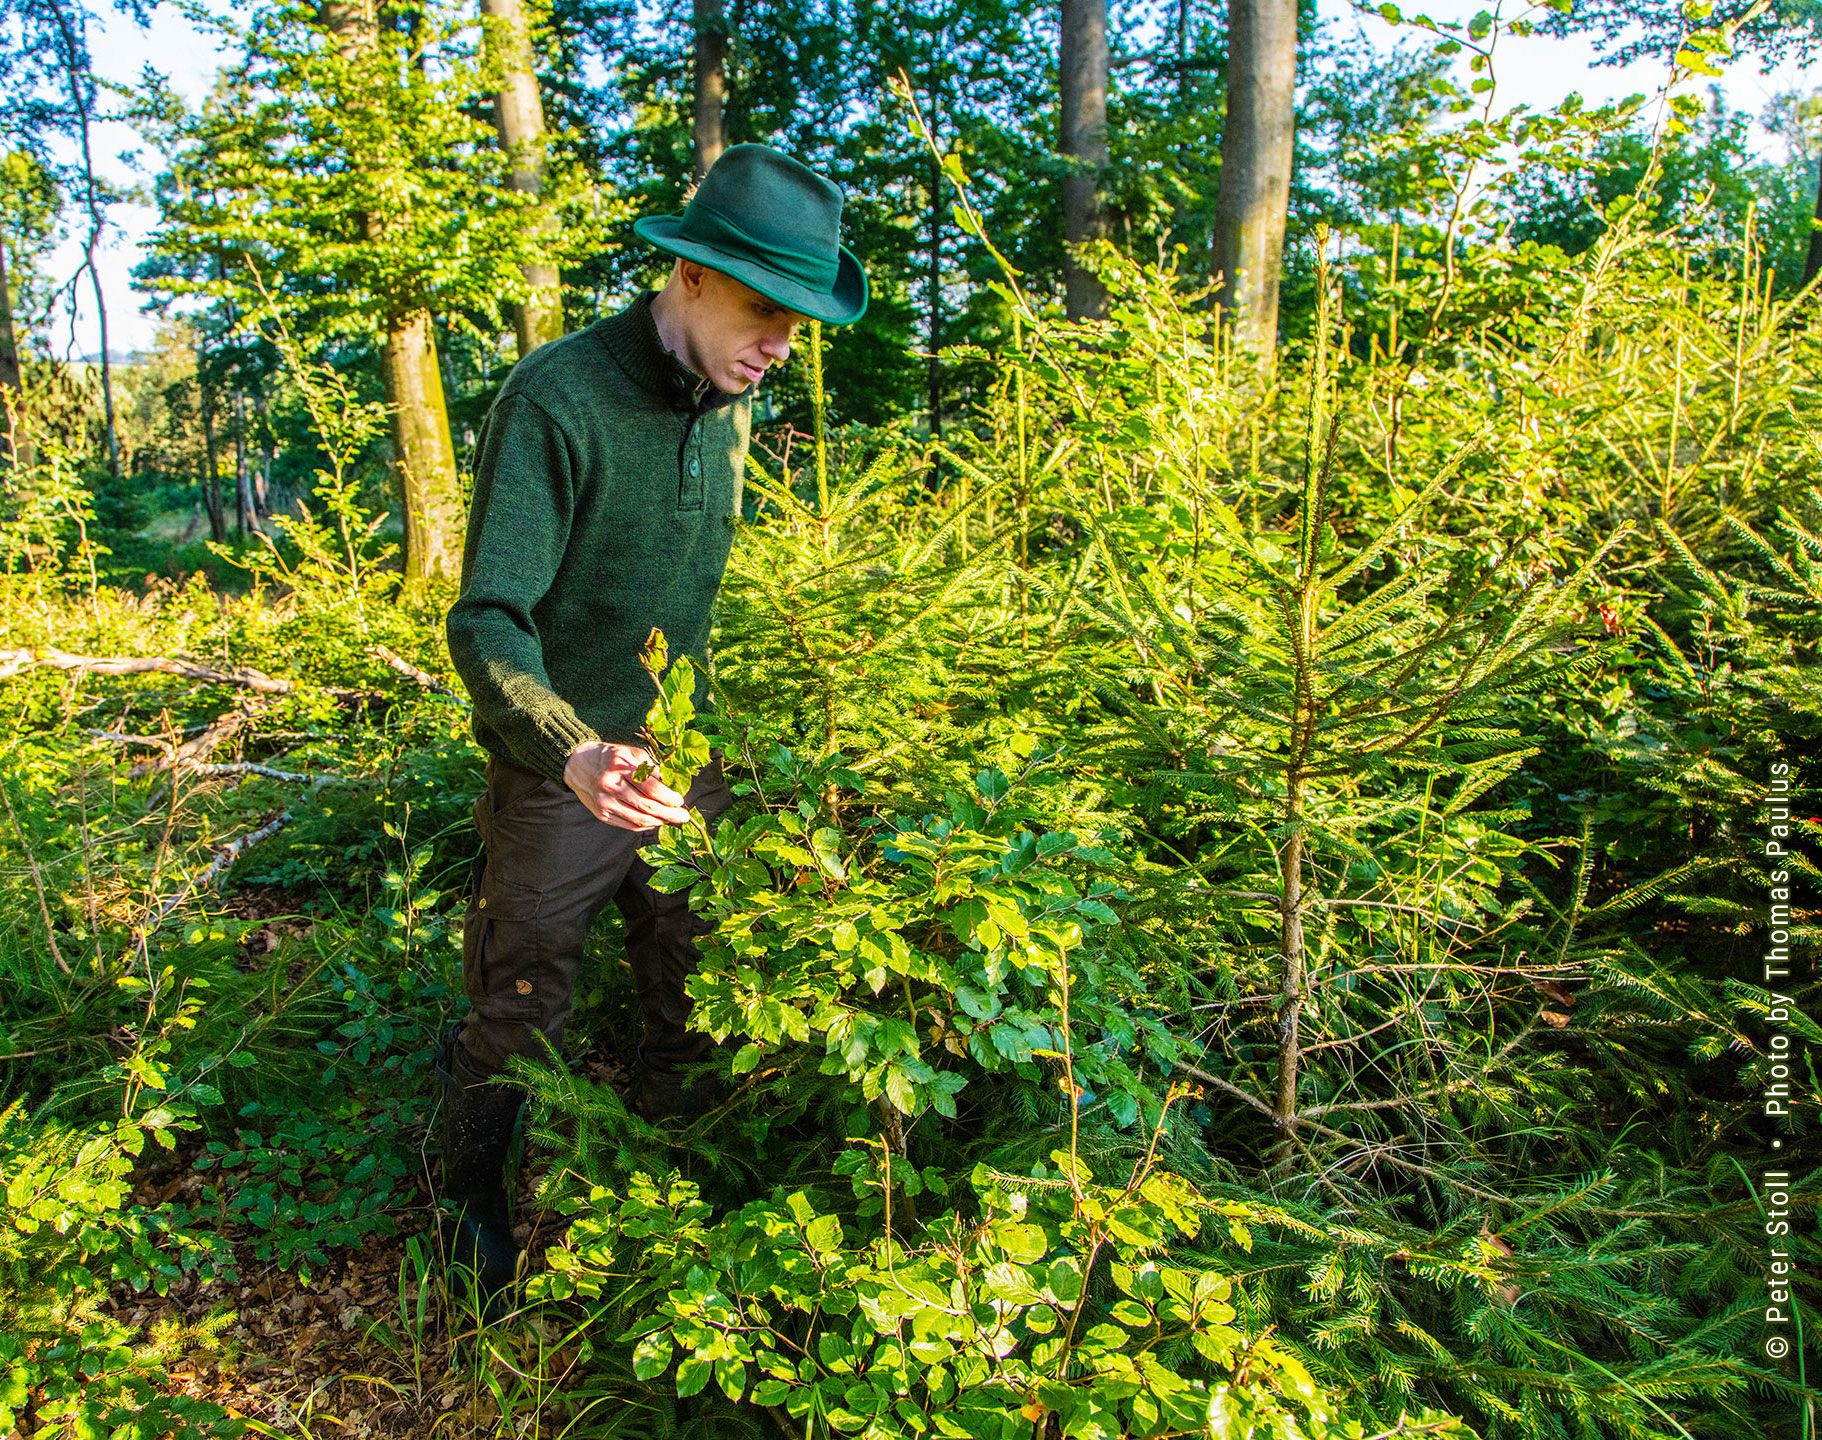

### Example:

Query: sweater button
xmin=689 ymin=459 xmax=700 ymax=478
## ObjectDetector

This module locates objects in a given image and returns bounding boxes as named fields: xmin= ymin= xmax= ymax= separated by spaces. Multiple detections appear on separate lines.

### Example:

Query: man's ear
xmin=678 ymin=259 xmax=707 ymax=297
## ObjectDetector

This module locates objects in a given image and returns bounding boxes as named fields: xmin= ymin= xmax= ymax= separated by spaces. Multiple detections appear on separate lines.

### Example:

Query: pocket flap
xmin=476 ymin=872 xmax=541 ymax=921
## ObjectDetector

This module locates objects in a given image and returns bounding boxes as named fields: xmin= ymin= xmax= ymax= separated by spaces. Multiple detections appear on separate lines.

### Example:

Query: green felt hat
xmin=633 ymin=144 xmax=868 ymax=326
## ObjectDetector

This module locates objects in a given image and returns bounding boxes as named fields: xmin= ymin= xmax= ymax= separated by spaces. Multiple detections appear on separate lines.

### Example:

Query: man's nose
xmin=758 ymin=324 xmax=795 ymax=364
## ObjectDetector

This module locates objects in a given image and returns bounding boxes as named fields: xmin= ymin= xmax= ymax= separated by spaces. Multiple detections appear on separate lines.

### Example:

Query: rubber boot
xmin=436 ymin=1042 xmax=525 ymax=1321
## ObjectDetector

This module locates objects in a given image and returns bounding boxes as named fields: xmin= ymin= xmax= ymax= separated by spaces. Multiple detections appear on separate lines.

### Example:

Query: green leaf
xmin=811 ymin=828 xmax=846 ymax=879
xmin=675 ymin=1354 xmax=711 ymax=1397
xmin=633 ymin=1332 xmax=673 ymax=1380
xmin=805 ymin=1213 xmax=845 ymax=1255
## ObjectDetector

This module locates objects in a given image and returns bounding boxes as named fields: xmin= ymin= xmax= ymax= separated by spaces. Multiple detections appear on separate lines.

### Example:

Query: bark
xmin=482 ymin=0 xmax=563 ymax=355
xmin=0 ymin=233 xmax=19 ymax=394
xmin=319 ymin=0 xmax=377 ymax=52
xmin=0 ymin=232 xmax=19 ymax=466
xmin=382 ymin=310 xmax=464 ymax=587
xmin=233 ymin=389 xmax=254 ymax=536
xmin=1211 ymin=0 xmax=1297 ymax=360
xmin=196 ymin=344 xmax=226 ymax=543
xmin=1059 ymin=0 xmax=1110 ymax=321
xmin=1268 ymin=779 xmax=1306 ymax=1173
xmin=692 ymin=0 xmax=727 ymax=182
xmin=1805 ymin=150 xmax=1822 ymax=291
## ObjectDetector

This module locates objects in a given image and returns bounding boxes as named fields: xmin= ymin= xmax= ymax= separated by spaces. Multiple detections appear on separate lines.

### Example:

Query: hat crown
xmin=677 ymin=144 xmax=844 ymax=292
xmin=631 ymin=142 xmax=868 ymax=325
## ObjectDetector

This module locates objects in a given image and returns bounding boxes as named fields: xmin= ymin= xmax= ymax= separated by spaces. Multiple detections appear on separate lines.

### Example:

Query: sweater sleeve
xmin=445 ymin=392 xmax=602 ymax=786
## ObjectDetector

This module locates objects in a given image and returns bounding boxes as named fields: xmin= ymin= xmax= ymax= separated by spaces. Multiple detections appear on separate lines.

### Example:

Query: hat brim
xmin=633 ymin=214 xmax=869 ymax=326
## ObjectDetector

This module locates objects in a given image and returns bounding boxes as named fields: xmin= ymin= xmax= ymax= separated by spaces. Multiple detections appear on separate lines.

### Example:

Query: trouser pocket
xmin=459 ymin=865 xmax=550 ymax=1076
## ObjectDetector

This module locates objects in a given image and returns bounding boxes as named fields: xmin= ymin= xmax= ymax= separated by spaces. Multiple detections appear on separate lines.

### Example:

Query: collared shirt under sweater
xmin=445 ymin=289 xmax=752 ymax=786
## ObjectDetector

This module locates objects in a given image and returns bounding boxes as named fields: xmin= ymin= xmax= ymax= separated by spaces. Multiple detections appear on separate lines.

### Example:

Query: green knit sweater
xmin=445 ymin=290 xmax=752 ymax=786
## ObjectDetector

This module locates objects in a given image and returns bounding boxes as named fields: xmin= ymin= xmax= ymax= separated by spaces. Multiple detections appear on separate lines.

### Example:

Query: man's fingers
xmin=596 ymin=792 xmax=692 ymax=831
xmin=607 ymin=747 xmax=685 ymax=807
xmin=634 ymin=774 xmax=686 ymax=808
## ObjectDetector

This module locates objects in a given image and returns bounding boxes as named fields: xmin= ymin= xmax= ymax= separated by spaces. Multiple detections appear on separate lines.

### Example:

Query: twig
xmin=0 ymin=775 xmax=73 ymax=974
xmin=144 ymin=810 xmax=294 ymax=934
xmin=125 ymin=699 xmax=283 ymax=780
xmin=369 ymin=643 xmax=463 ymax=699
xmin=86 ymin=729 xmax=170 ymax=749
xmin=1176 ymin=1059 xmax=1523 ymax=1205
xmin=0 ymin=645 xmax=292 ymax=693
xmin=1173 ymin=1061 xmax=1276 ymax=1117
xmin=765 ymin=1406 xmax=805 ymax=1440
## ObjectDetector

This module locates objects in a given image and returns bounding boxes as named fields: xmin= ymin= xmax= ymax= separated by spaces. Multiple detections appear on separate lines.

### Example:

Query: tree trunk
xmin=319 ymin=0 xmax=376 ymax=48
xmin=482 ymin=0 xmax=563 ymax=356
xmin=0 ymin=233 xmax=19 ymax=394
xmin=1212 ymin=0 xmax=1297 ymax=361
xmin=233 ymin=388 xmax=254 ymax=536
xmin=925 ymin=151 xmax=940 ymax=452
xmin=692 ymin=0 xmax=727 ymax=182
xmin=0 ymin=232 xmax=19 ymax=466
xmin=382 ymin=310 xmax=463 ymax=587
xmin=1177 ymin=0 xmax=1191 ymax=100
xmin=196 ymin=345 xmax=226 ymax=543
xmin=1059 ymin=0 xmax=1110 ymax=321
xmin=1805 ymin=151 xmax=1822 ymax=290
xmin=321 ymin=0 xmax=461 ymax=585
xmin=45 ymin=0 xmax=120 ymax=477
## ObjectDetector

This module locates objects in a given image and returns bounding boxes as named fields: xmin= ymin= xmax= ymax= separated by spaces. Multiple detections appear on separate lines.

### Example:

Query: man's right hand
xmin=563 ymin=741 xmax=694 ymax=831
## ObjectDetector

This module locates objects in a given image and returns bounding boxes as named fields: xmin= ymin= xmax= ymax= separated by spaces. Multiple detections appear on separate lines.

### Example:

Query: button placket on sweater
xmin=678 ymin=379 xmax=711 ymax=513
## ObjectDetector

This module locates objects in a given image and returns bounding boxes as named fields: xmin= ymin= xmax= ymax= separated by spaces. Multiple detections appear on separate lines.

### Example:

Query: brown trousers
xmin=449 ymin=748 xmax=736 ymax=1089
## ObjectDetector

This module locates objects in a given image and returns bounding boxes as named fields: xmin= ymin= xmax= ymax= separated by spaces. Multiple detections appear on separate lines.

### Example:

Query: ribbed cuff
xmin=513 ymin=708 xmax=603 ymax=788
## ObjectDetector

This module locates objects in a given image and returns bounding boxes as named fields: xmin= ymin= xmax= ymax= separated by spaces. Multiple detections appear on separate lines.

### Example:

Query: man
xmin=438 ymin=143 xmax=868 ymax=1307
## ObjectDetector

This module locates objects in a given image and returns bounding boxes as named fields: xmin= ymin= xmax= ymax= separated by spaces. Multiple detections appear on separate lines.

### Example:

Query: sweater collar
xmin=594 ymin=289 xmax=740 ymax=415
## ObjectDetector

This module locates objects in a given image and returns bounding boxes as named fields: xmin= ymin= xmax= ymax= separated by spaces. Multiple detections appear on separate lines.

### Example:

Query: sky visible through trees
xmin=31 ymin=0 xmax=1820 ymax=359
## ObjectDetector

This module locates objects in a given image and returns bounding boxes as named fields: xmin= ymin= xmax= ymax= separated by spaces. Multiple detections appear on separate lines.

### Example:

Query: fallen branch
xmin=186 ymin=762 xmax=360 ymax=786
xmin=370 ymin=643 xmax=463 ymax=700
xmin=124 ymin=700 xmax=283 ymax=780
xmin=145 ymin=810 xmax=294 ymax=933
xmin=0 ymin=645 xmax=293 ymax=693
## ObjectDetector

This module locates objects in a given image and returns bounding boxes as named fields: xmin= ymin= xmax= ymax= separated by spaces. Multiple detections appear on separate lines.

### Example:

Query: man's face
xmin=675 ymin=261 xmax=808 ymax=394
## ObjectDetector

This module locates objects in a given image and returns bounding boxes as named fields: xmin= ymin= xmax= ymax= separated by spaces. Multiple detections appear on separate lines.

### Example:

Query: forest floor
xmin=94 ymin=886 xmax=636 ymax=1440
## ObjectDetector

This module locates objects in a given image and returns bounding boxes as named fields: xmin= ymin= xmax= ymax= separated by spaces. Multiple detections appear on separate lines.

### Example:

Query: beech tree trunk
xmin=320 ymin=0 xmax=462 ymax=585
xmin=383 ymin=310 xmax=464 ymax=587
xmin=692 ymin=0 xmax=727 ymax=182
xmin=1212 ymin=0 xmax=1297 ymax=360
xmin=482 ymin=0 xmax=563 ymax=355
xmin=1059 ymin=0 xmax=1110 ymax=321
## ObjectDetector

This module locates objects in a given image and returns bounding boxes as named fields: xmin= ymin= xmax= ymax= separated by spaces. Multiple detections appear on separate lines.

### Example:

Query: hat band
xmin=678 ymin=202 xmax=840 ymax=293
